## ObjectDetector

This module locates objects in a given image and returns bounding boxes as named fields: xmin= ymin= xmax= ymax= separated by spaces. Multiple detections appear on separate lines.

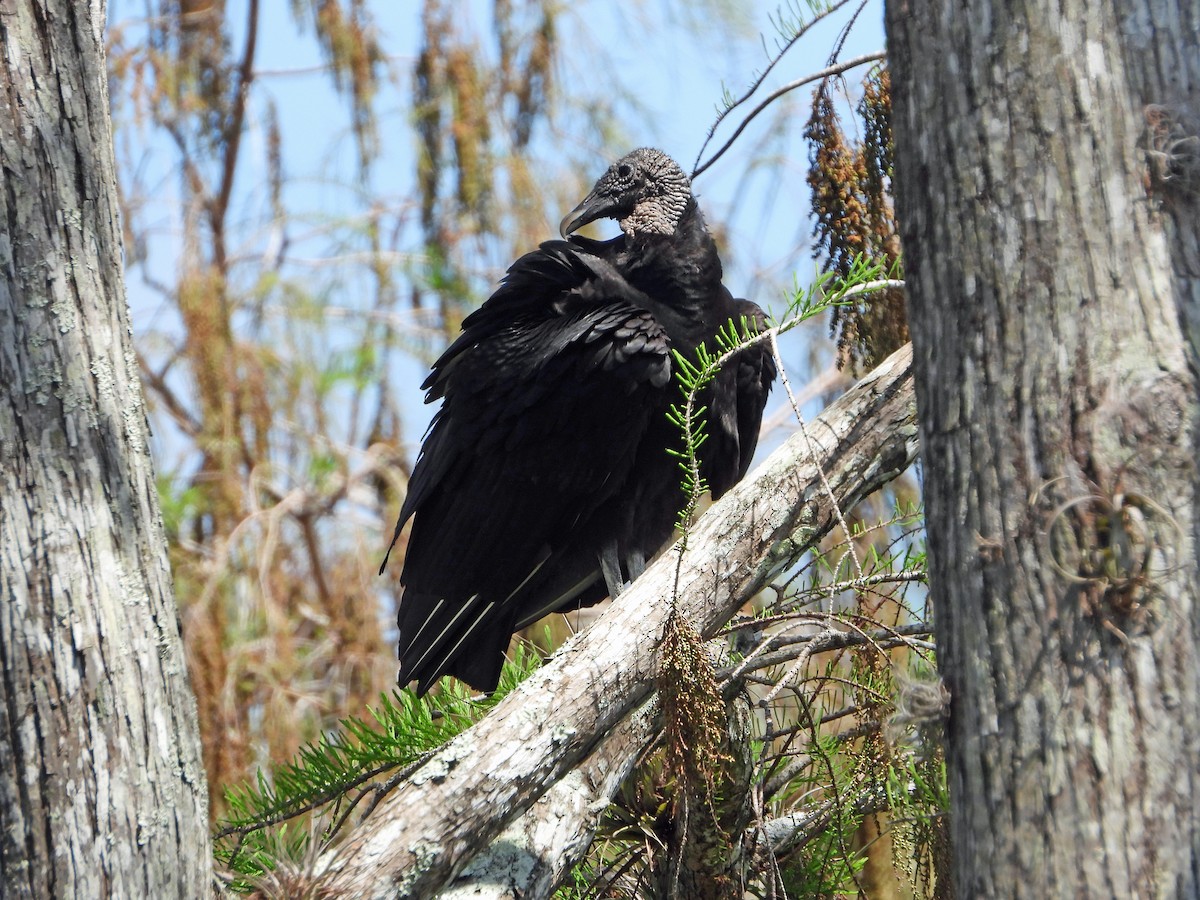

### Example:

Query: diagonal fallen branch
xmin=318 ymin=343 xmax=918 ymax=898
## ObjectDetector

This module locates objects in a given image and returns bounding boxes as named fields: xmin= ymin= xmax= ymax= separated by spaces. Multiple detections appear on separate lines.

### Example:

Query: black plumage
xmin=381 ymin=148 xmax=776 ymax=694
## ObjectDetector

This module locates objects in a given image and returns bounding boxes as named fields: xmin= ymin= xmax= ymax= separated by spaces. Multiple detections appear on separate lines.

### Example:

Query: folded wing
xmin=383 ymin=241 xmax=674 ymax=693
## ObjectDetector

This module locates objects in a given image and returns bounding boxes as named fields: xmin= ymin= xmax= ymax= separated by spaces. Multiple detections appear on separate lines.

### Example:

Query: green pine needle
xmin=214 ymin=643 xmax=542 ymax=888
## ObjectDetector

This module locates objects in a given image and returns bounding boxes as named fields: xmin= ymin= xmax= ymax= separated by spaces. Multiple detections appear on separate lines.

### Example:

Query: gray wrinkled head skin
xmin=560 ymin=148 xmax=693 ymax=239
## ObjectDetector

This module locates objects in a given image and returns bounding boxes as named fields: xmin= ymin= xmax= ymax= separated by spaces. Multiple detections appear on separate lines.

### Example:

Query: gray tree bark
xmin=319 ymin=344 xmax=918 ymax=898
xmin=887 ymin=0 xmax=1200 ymax=895
xmin=0 ymin=2 xmax=211 ymax=896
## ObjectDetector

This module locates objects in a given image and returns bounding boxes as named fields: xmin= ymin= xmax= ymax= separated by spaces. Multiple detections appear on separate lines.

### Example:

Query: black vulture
xmin=381 ymin=148 xmax=776 ymax=695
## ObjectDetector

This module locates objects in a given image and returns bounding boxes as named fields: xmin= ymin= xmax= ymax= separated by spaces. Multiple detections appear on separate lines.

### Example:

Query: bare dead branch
xmin=693 ymin=52 xmax=886 ymax=180
xmin=690 ymin=0 xmax=859 ymax=177
xmin=315 ymin=343 xmax=917 ymax=897
xmin=212 ymin=0 xmax=259 ymax=265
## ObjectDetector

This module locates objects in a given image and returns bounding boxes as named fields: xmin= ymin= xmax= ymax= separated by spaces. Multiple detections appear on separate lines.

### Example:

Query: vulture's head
xmin=560 ymin=148 xmax=692 ymax=240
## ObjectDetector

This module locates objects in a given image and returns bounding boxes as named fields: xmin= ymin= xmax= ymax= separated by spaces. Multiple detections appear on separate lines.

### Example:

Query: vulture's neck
xmin=624 ymin=199 xmax=723 ymax=307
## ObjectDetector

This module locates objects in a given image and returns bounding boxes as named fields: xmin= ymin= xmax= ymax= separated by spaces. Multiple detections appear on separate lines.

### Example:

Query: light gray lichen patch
xmin=548 ymin=722 xmax=576 ymax=746
xmin=49 ymin=273 xmax=78 ymax=333
xmin=410 ymin=742 xmax=470 ymax=786
xmin=26 ymin=359 xmax=59 ymax=407
xmin=91 ymin=357 xmax=115 ymax=398
xmin=393 ymin=839 xmax=441 ymax=893
xmin=122 ymin=402 xmax=146 ymax=454
xmin=444 ymin=838 xmax=536 ymax=896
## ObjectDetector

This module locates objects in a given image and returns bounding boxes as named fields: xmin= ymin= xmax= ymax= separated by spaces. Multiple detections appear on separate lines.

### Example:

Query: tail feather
xmin=398 ymin=591 xmax=515 ymax=695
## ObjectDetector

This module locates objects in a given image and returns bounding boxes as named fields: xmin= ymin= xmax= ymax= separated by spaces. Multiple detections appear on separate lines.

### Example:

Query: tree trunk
xmin=887 ymin=0 xmax=1200 ymax=895
xmin=0 ymin=2 xmax=211 ymax=896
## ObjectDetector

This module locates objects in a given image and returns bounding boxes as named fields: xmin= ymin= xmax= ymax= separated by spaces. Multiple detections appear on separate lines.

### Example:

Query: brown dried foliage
xmin=110 ymin=0 xmax=395 ymax=817
xmin=583 ymin=507 xmax=940 ymax=897
xmin=413 ymin=0 xmax=561 ymax=335
xmin=312 ymin=0 xmax=384 ymax=166
xmin=806 ymin=68 xmax=907 ymax=372
xmin=659 ymin=614 xmax=732 ymax=810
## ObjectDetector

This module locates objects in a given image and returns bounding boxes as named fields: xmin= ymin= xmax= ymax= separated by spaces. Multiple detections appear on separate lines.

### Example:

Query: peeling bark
xmin=439 ymin=699 xmax=659 ymax=900
xmin=0 ymin=2 xmax=211 ymax=896
xmin=887 ymin=0 xmax=1200 ymax=894
xmin=319 ymin=344 xmax=918 ymax=898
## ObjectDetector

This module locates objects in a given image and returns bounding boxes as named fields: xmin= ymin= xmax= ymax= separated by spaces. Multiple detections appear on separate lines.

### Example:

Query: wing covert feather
xmin=386 ymin=241 xmax=673 ymax=688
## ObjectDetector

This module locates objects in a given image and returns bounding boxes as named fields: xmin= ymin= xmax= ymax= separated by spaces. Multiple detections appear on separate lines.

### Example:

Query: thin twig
xmin=690 ymin=0 xmax=858 ymax=177
xmin=771 ymin=329 xmax=864 ymax=584
xmin=213 ymin=0 xmax=260 ymax=247
xmin=693 ymin=52 xmax=886 ymax=179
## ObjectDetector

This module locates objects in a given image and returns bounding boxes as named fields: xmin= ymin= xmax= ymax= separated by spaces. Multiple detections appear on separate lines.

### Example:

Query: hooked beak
xmin=559 ymin=189 xmax=614 ymax=238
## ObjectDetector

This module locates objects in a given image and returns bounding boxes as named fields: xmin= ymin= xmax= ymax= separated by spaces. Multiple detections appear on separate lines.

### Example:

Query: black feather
xmin=381 ymin=149 xmax=775 ymax=694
